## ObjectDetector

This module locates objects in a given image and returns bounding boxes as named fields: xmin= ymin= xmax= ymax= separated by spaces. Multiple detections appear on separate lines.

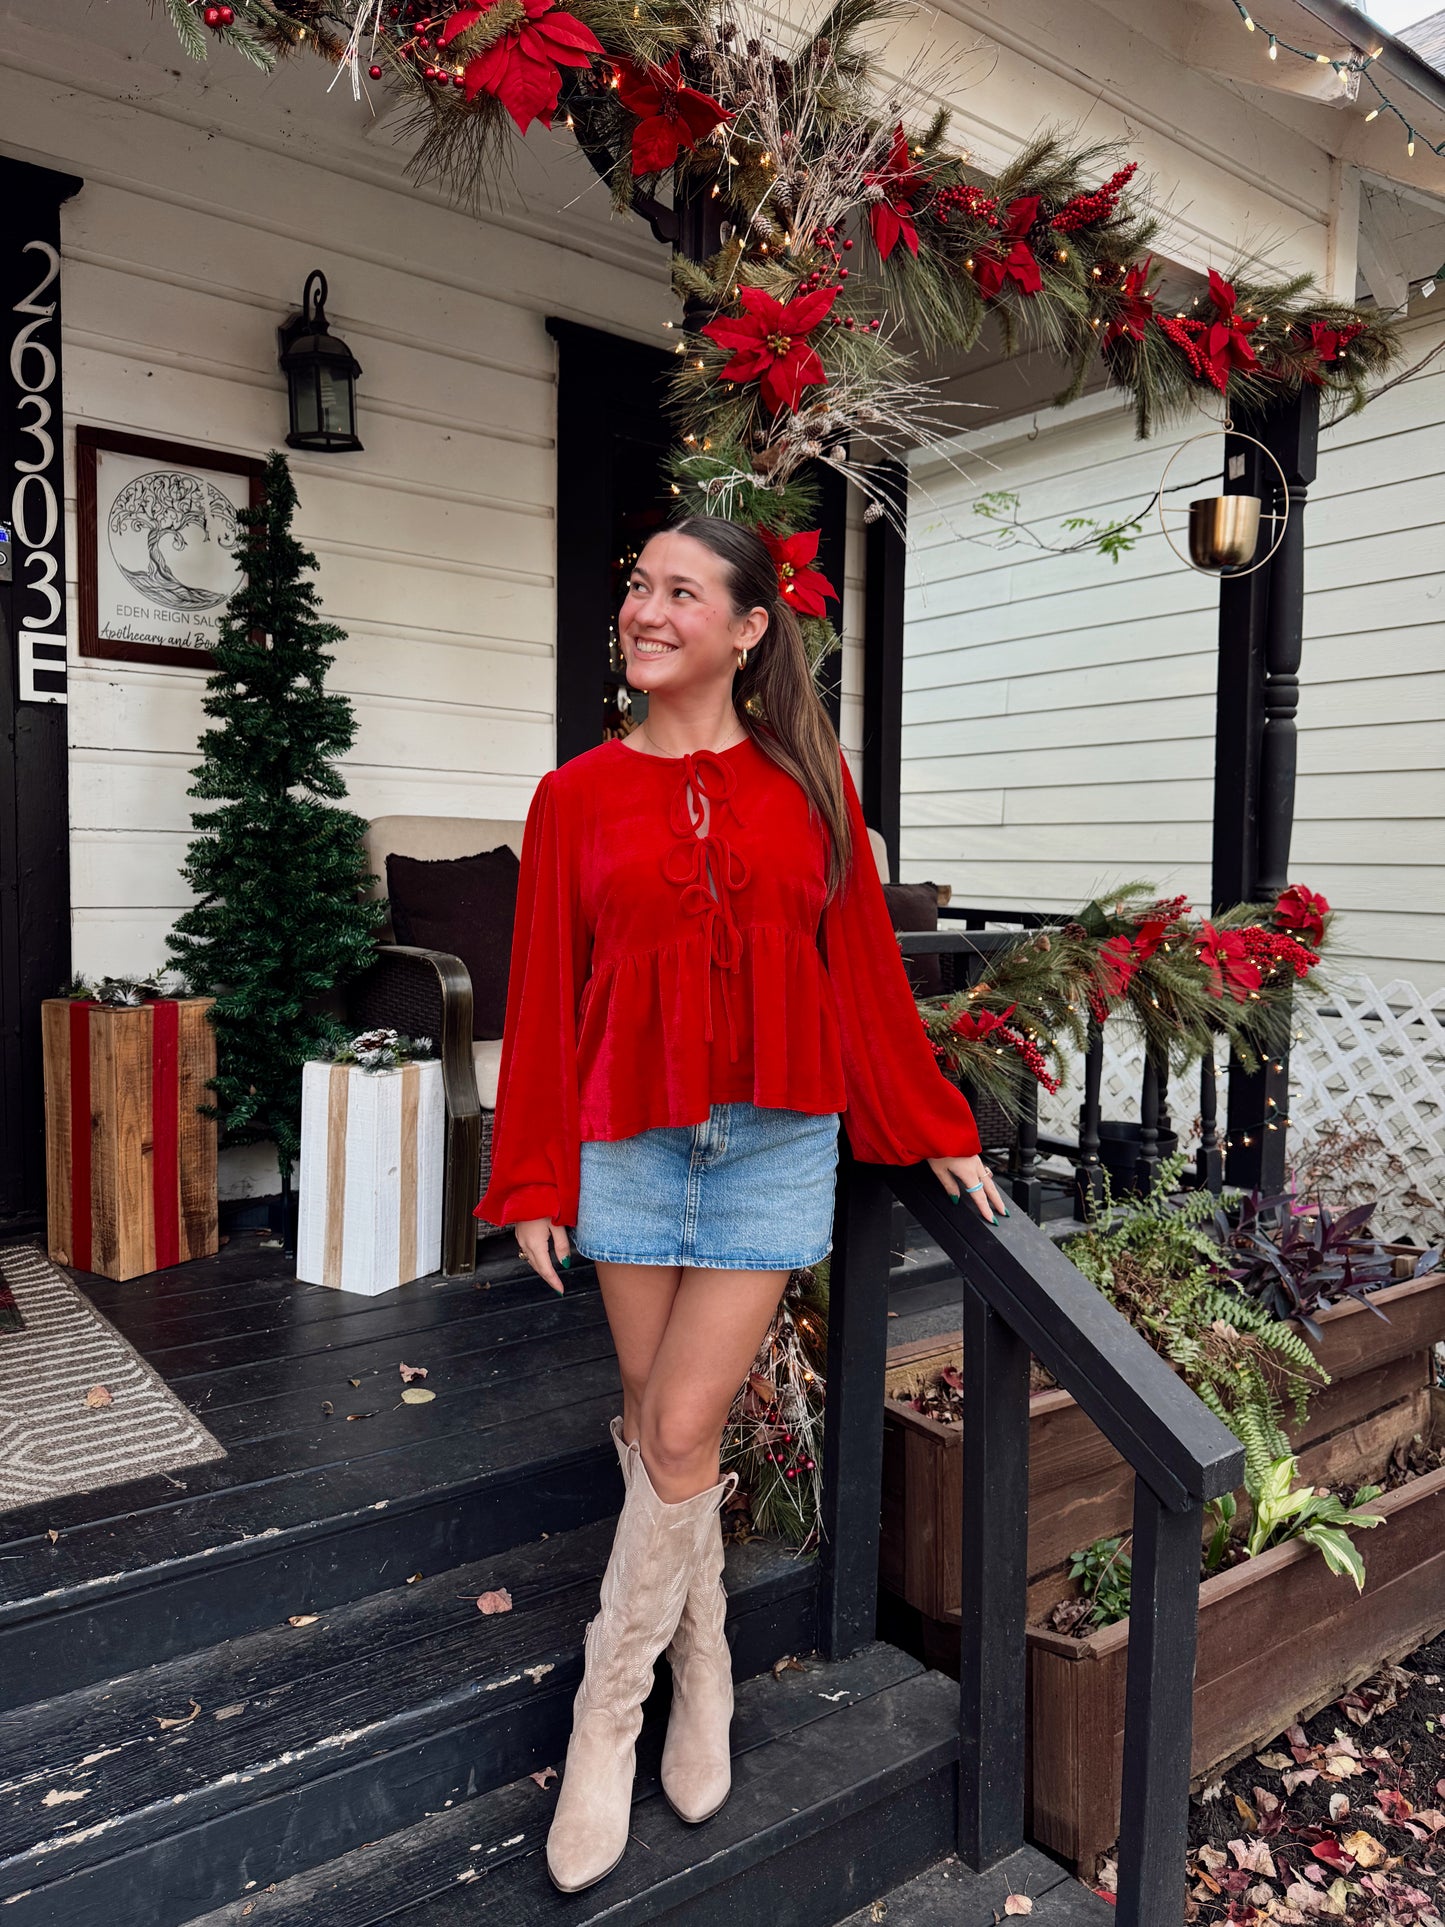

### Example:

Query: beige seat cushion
xmin=867 ymin=826 xmax=891 ymax=884
xmin=472 ymin=1037 xmax=505 ymax=1111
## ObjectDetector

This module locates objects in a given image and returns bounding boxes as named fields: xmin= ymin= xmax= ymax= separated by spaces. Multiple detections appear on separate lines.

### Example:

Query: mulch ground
xmin=1184 ymin=1630 xmax=1445 ymax=1924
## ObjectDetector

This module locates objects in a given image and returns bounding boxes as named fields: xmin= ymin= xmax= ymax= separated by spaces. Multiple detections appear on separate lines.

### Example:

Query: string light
xmin=1228 ymin=1 xmax=1444 ymax=155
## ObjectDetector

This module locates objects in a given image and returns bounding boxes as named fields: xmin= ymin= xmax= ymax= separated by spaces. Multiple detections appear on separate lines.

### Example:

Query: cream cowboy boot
xmin=610 ymin=1417 xmax=737 ymax=1826
xmin=545 ymin=1436 xmax=736 ymax=1892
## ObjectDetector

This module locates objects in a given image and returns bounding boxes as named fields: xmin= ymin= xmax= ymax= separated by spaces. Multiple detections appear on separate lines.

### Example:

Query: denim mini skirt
xmin=573 ymin=1102 xmax=841 ymax=1271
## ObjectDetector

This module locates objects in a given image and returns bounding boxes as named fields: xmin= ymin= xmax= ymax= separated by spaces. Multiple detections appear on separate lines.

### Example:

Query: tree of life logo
xmin=106 ymin=469 xmax=242 ymax=612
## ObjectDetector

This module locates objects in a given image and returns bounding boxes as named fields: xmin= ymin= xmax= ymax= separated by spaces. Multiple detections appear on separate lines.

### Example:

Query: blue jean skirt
xmin=573 ymin=1102 xmax=841 ymax=1271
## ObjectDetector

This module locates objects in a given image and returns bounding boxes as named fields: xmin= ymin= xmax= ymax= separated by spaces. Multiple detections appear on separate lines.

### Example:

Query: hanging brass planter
xmin=1158 ymin=421 xmax=1289 ymax=577
xmin=1188 ymin=492 xmax=1262 ymax=568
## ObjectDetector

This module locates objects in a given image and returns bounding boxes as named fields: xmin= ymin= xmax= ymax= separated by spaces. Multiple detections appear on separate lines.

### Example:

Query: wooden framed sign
xmin=76 ymin=428 xmax=264 ymax=667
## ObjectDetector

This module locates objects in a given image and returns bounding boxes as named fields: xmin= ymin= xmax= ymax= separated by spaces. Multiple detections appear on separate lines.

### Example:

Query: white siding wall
xmin=903 ymin=315 xmax=1445 ymax=991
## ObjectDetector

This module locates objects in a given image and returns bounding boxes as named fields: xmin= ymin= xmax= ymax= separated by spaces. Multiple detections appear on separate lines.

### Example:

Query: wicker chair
xmin=346 ymin=815 xmax=525 ymax=1276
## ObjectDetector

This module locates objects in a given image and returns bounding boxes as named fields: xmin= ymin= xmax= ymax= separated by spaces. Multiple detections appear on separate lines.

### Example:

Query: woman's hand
xmin=927 ymin=1154 xmax=1010 ymax=1225
xmin=515 ymin=1217 xmax=572 ymax=1293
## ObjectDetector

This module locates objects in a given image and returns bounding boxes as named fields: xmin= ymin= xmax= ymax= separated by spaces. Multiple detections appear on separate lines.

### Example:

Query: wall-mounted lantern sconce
xmin=277 ymin=269 xmax=363 ymax=453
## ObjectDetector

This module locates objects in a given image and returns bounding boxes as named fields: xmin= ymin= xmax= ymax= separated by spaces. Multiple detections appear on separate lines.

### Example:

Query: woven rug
xmin=0 ymin=1276 xmax=21 ymax=1334
xmin=0 ymin=1243 xmax=226 ymax=1514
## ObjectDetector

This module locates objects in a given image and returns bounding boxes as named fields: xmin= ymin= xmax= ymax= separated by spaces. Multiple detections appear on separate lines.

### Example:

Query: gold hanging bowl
xmin=1157 ymin=420 xmax=1290 ymax=577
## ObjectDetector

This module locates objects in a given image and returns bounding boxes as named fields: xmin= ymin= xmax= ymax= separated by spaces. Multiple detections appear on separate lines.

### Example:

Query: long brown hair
xmin=666 ymin=515 xmax=852 ymax=900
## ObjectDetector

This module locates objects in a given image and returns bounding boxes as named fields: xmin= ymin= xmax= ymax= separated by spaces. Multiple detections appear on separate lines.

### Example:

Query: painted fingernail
xmin=949 ymin=1190 xmax=961 ymax=1203
xmin=1000 ymin=1206 xmax=1011 ymax=1217
xmin=561 ymin=1255 xmax=571 ymax=1268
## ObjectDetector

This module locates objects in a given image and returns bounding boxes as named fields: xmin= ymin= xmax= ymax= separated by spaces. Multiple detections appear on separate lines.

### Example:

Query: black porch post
xmin=1210 ymin=389 xmax=1318 ymax=1193
xmin=861 ymin=461 xmax=908 ymax=882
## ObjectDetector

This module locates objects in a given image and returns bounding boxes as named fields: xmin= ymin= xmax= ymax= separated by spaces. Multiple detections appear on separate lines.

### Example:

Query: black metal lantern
xmin=277 ymin=269 xmax=363 ymax=453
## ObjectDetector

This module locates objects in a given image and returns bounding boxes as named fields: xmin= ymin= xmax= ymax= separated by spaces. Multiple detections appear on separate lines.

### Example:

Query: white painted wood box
xmin=297 ymin=1059 xmax=444 ymax=1295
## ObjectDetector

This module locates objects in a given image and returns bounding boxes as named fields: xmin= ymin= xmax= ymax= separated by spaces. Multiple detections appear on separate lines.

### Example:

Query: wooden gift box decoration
xmin=297 ymin=1059 xmax=443 ymax=1295
xmin=42 ymin=997 xmax=219 ymax=1282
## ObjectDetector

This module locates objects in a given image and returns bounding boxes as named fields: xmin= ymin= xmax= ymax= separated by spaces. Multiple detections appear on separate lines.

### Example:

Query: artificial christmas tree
xmin=167 ymin=452 xmax=385 ymax=1242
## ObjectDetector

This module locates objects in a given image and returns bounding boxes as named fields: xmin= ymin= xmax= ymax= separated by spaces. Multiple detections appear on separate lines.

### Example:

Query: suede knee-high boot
xmin=610 ymin=1417 xmax=737 ymax=1826
xmin=545 ymin=1436 xmax=736 ymax=1892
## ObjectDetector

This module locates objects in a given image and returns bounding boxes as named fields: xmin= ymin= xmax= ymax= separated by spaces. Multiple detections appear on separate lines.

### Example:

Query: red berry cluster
xmin=202 ymin=3 xmax=235 ymax=25
xmin=1050 ymin=162 xmax=1139 ymax=233
xmin=932 ymin=184 xmax=999 ymax=228
xmin=758 ymin=1398 xmax=815 ymax=1482
xmin=1237 ymin=925 xmax=1320 ymax=981
xmin=376 ymin=5 xmax=468 ymax=84
xmin=1144 ymin=893 xmax=1192 ymax=923
xmin=802 ymin=229 xmax=883 ymax=334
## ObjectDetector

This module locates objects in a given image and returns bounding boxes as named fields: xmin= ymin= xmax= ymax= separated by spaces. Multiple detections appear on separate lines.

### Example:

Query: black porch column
xmin=1 ymin=159 xmax=82 ymax=1233
xmin=1211 ymin=388 xmax=1318 ymax=1192
xmin=861 ymin=461 xmax=908 ymax=882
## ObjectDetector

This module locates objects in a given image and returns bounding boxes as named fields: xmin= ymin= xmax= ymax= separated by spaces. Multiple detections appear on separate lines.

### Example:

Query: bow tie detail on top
xmin=659 ymin=750 xmax=751 ymax=1060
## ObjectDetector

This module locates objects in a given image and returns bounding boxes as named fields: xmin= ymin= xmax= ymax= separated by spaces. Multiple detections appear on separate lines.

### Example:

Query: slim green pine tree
xmin=168 ymin=451 xmax=384 ymax=1201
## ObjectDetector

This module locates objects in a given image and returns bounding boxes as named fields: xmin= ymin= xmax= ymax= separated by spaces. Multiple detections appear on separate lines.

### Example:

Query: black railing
xmin=818 ymin=1144 xmax=1244 ymax=1926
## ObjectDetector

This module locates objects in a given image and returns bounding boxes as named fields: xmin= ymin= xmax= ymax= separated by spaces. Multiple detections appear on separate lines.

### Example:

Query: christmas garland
xmin=919 ymin=879 xmax=1335 ymax=1116
xmin=155 ymin=0 xmax=1398 ymax=663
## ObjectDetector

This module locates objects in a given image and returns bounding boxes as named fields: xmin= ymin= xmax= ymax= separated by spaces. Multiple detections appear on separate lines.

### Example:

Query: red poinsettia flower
xmin=1203 ymin=268 xmax=1260 ymax=379
xmin=950 ymin=1001 xmax=1017 ymax=1041
xmin=759 ymin=528 xmax=838 ymax=619
xmin=1297 ymin=319 xmax=1364 ymax=385
xmin=1098 ymin=934 xmax=1142 ymax=997
xmin=1274 ymin=883 xmax=1330 ymax=945
xmin=612 ymin=55 xmax=730 ymax=175
xmin=1102 ymin=256 xmax=1155 ymax=345
xmin=865 ymin=124 xmax=929 ymax=261
xmin=701 ymin=284 xmax=839 ymax=414
xmin=1194 ymin=922 xmax=1264 ymax=1003
xmin=973 ymin=196 xmax=1043 ymax=299
xmin=440 ymin=0 xmax=603 ymax=134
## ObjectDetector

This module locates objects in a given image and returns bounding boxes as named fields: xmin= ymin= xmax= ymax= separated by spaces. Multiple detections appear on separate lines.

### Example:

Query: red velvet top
xmin=475 ymin=732 xmax=982 ymax=1229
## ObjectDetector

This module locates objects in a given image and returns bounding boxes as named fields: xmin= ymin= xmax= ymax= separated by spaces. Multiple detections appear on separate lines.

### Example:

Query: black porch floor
xmin=0 ymin=1233 xmax=1110 ymax=1927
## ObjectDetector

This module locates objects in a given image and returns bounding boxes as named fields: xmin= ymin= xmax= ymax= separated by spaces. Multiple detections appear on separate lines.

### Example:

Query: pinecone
xmin=1063 ymin=921 xmax=1087 ymax=939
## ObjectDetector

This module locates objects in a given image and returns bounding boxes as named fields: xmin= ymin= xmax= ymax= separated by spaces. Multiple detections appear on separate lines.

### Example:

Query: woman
xmin=475 ymin=514 xmax=1005 ymax=1893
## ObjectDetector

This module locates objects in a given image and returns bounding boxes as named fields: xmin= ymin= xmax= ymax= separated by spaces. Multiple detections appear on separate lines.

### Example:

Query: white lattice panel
xmin=1030 ymin=975 xmax=1445 ymax=1243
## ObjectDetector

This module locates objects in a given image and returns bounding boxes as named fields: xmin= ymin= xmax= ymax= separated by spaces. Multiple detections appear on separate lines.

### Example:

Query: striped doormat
xmin=0 ymin=1243 xmax=226 ymax=1514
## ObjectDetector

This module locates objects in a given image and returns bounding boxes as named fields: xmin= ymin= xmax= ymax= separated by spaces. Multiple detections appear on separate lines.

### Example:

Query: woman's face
xmin=619 ymin=532 xmax=768 ymax=695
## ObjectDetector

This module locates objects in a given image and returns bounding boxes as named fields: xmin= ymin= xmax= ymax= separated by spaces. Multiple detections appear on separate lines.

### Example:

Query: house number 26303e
xmin=9 ymin=238 xmax=68 ymax=702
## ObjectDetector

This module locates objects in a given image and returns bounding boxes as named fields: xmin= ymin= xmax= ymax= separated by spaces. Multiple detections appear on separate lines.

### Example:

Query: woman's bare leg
xmin=593 ymin=1261 xmax=684 ymax=1450
xmin=638 ymin=1266 xmax=792 ymax=1502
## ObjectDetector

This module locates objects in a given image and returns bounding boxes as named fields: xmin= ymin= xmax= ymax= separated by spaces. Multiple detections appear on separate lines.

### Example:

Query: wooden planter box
xmin=880 ymin=1265 xmax=1445 ymax=1624
xmin=1029 ymin=1400 xmax=1445 ymax=1875
xmin=41 ymin=996 xmax=218 ymax=1281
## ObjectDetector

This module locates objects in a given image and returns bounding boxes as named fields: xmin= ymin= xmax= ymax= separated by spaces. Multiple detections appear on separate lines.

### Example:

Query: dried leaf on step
xmin=399 ymin=1362 xmax=429 ymax=1382
xmin=214 ymin=1704 xmax=246 ymax=1721
xmin=287 ymin=1614 xmax=319 ymax=1628
xmin=320 ymin=1401 xmax=334 ymax=1417
xmin=401 ymin=1388 xmax=435 ymax=1404
xmin=1003 ymin=1897 xmax=1034 ymax=1916
xmin=46 ymin=1530 xmax=59 ymax=1545
xmin=406 ymin=1573 xmax=423 ymax=1584
xmin=869 ymin=1903 xmax=887 ymax=1922
xmin=85 ymin=1385 xmax=113 ymax=1409
xmin=530 ymin=1767 xmax=557 ymax=1789
xmin=476 ymin=1589 xmax=513 ymax=1614
xmin=346 ymin=1412 xmax=375 ymax=1421
xmin=1340 ymin=1831 xmax=1386 ymax=1867
xmin=772 ymin=1655 xmax=805 ymax=1679
xmin=155 ymin=1699 xmax=201 ymax=1729
xmin=348 ymin=1377 xmax=361 ymax=1387
xmin=1257 ymin=1751 xmax=1293 ymax=1771
xmin=1233 ymin=1794 xmax=1259 ymax=1828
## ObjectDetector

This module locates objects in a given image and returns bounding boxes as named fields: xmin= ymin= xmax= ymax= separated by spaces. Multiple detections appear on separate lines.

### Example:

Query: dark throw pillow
xmin=881 ymin=881 xmax=943 ymax=997
xmin=386 ymin=846 xmax=521 ymax=1041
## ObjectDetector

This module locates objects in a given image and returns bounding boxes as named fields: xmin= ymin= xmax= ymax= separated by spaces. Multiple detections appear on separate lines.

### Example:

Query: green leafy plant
xmin=324 ymin=1026 xmax=436 ymax=1074
xmin=1065 ymin=1151 xmax=1325 ymax=1483
xmin=1066 ymin=1534 xmax=1134 ymax=1630
xmin=1203 ymin=1491 xmax=1237 ymax=1576
xmin=972 ymin=489 xmax=1146 ymax=564
xmin=1241 ymin=1455 xmax=1384 ymax=1592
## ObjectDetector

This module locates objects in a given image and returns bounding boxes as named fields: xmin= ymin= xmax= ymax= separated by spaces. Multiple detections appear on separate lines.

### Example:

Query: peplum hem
xmin=575 ymin=924 xmax=848 ymax=1143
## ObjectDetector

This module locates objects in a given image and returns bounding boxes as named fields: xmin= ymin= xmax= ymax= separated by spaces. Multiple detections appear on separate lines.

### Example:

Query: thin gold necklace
xmin=637 ymin=720 xmax=747 ymax=757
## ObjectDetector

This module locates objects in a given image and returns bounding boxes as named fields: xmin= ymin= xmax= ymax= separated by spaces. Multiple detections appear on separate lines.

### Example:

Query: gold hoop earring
xmin=738 ymin=648 xmax=749 ymax=671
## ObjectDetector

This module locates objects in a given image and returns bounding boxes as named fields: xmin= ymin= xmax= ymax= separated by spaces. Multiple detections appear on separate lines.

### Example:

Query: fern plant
xmin=1065 ymin=1151 xmax=1325 ymax=1482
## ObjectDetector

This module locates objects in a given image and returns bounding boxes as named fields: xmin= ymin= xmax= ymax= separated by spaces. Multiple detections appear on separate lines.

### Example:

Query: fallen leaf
xmin=41 ymin=1789 xmax=86 ymax=1806
xmin=155 ymin=1698 xmax=201 ymax=1729
xmin=320 ymin=1401 xmax=334 ymax=1417
xmin=869 ymin=1904 xmax=887 ymax=1923
xmin=406 ymin=1573 xmax=423 ymax=1585
xmin=1003 ymin=1898 xmax=1033 ymax=1917
xmin=1229 ymin=1839 xmax=1277 ymax=1878
xmin=530 ymin=1767 xmax=557 ymax=1789
xmin=214 ymin=1704 xmax=246 ymax=1721
xmin=1283 ymin=1769 xmax=1321 ymax=1795
xmin=399 ymin=1362 xmax=428 ymax=1382
xmin=401 ymin=1387 xmax=436 ymax=1405
xmin=345 ymin=1412 xmax=375 ymax=1422
xmin=348 ymin=1377 xmax=361 ymax=1387
xmin=1340 ymin=1830 xmax=1385 ymax=1868
xmin=1328 ymin=1792 xmax=1350 ymax=1821
xmin=84 ymin=1385 xmax=113 ymax=1409
xmin=46 ymin=1529 xmax=59 ymax=1545
xmin=287 ymin=1614 xmax=318 ymax=1628
xmin=1311 ymin=1838 xmax=1353 ymax=1870
xmin=771 ymin=1655 xmax=804 ymax=1679
xmin=1196 ymin=1846 xmax=1229 ymax=1874
xmin=1376 ymin=1786 xmax=1413 ymax=1822
xmin=1257 ymin=1751 xmax=1294 ymax=1771
xmin=476 ymin=1589 xmax=513 ymax=1615
xmin=1233 ymin=1793 xmax=1259 ymax=1828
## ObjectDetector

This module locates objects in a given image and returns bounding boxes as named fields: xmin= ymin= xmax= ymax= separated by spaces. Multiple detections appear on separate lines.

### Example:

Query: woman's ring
xmin=963 ymin=1181 xmax=985 ymax=1193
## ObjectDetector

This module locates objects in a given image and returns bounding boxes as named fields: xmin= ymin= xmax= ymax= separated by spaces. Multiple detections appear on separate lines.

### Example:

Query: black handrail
xmin=819 ymin=1143 xmax=1244 ymax=1927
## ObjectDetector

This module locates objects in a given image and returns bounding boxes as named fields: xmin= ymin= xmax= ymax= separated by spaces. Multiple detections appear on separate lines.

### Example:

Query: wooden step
xmin=172 ymin=1644 xmax=955 ymax=1927
xmin=0 ymin=1267 xmax=627 ymax=1710
xmin=0 ymin=1515 xmax=817 ymax=1927
xmin=834 ymin=1852 xmax=1114 ymax=1923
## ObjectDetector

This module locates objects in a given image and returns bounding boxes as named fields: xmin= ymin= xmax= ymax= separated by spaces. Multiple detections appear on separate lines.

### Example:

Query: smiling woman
xmin=473 ymin=513 xmax=1004 ymax=1895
